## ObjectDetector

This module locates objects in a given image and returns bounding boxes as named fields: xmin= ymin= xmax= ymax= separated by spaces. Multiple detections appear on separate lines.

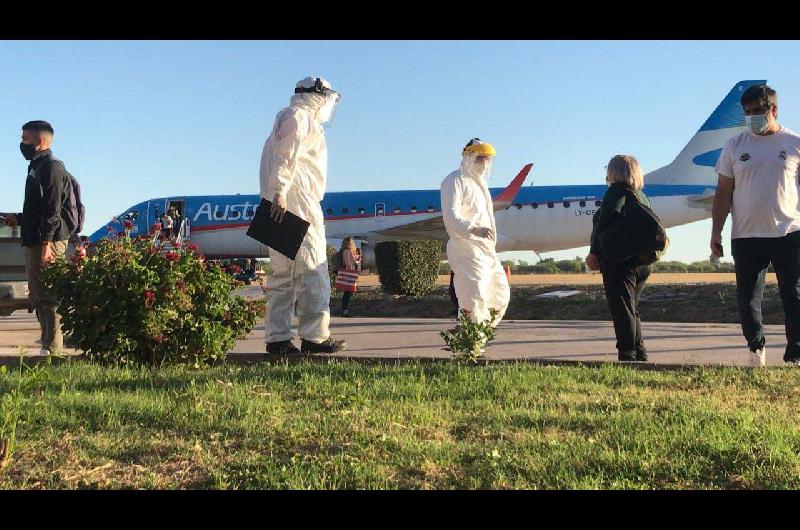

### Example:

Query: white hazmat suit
xmin=440 ymin=144 xmax=510 ymax=328
xmin=260 ymin=77 xmax=340 ymax=345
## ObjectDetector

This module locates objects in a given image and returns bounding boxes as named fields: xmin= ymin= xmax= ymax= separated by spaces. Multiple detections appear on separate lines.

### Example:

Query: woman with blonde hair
xmin=335 ymin=236 xmax=361 ymax=317
xmin=586 ymin=154 xmax=653 ymax=362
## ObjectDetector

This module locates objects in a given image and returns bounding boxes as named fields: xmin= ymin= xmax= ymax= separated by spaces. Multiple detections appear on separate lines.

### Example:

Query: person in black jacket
xmin=2 ymin=121 xmax=71 ymax=355
xmin=586 ymin=155 xmax=652 ymax=362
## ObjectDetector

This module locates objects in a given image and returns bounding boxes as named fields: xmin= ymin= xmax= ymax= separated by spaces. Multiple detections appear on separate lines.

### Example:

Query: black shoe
xmin=342 ymin=310 xmax=351 ymax=318
xmin=301 ymin=337 xmax=347 ymax=354
xmin=783 ymin=352 xmax=800 ymax=365
xmin=618 ymin=353 xmax=637 ymax=362
xmin=636 ymin=351 xmax=648 ymax=362
xmin=266 ymin=340 xmax=301 ymax=355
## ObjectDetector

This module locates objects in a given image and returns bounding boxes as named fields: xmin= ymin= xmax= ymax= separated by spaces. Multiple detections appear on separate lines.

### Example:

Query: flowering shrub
xmin=44 ymin=235 xmax=261 ymax=366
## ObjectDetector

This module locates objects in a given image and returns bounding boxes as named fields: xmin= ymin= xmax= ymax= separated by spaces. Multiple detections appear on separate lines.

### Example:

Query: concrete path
xmin=1 ymin=310 xmax=794 ymax=368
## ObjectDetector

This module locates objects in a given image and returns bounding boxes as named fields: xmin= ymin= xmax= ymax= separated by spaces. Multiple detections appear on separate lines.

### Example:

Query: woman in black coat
xmin=586 ymin=155 xmax=653 ymax=362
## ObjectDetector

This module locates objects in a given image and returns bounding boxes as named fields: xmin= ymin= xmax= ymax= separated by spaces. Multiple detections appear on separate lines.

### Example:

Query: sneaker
xmin=39 ymin=348 xmax=52 ymax=356
xmin=636 ymin=352 xmax=648 ymax=362
xmin=265 ymin=340 xmax=301 ymax=356
xmin=342 ymin=310 xmax=351 ymax=318
xmin=618 ymin=352 xmax=637 ymax=362
xmin=750 ymin=347 xmax=766 ymax=368
xmin=301 ymin=337 xmax=347 ymax=354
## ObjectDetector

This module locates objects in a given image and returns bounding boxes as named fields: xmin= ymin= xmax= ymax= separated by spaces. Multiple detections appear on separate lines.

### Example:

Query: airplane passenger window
xmin=410 ymin=206 xmax=417 ymax=213
xmin=563 ymin=202 xmax=570 ymax=208
xmin=516 ymin=203 xmax=523 ymax=209
xmin=579 ymin=200 xmax=586 ymax=207
xmin=427 ymin=206 xmax=434 ymax=212
xmin=342 ymin=208 xmax=349 ymax=214
xmin=531 ymin=203 xmax=538 ymax=209
xmin=595 ymin=200 xmax=602 ymax=207
xmin=393 ymin=207 xmax=401 ymax=214
xmin=358 ymin=207 xmax=366 ymax=215
xmin=547 ymin=202 xmax=554 ymax=208
xmin=326 ymin=208 xmax=333 ymax=214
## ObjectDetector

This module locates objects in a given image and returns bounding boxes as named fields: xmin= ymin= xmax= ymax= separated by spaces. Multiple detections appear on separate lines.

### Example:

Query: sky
xmin=2 ymin=40 xmax=800 ymax=264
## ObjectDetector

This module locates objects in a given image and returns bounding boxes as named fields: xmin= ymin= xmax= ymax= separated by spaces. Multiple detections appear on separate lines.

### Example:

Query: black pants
xmin=600 ymin=259 xmax=652 ymax=360
xmin=449 ymin=272 xmax=459 ymax=312
xmin=341 ymin=291 xmax=353 ymax=313
xmin=732 ymin=232 xmax=800 ymax=357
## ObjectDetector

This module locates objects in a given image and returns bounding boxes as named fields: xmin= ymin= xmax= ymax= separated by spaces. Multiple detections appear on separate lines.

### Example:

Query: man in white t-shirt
xmin=711 ymin=84 xmax=800 ymax=367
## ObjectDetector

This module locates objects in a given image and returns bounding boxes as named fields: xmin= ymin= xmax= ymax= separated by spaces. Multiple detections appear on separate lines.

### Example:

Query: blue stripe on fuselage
xmin=90 ymin=184 xmax=715 ymax=243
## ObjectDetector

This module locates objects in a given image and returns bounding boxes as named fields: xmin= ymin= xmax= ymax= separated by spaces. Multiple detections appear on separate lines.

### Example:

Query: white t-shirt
xmin=716 ymin=127 xmax=800 ymax=239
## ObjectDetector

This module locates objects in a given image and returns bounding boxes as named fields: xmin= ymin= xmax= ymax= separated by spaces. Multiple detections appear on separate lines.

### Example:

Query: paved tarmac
xmin=0 ymin=310 xmax=794 ymax=368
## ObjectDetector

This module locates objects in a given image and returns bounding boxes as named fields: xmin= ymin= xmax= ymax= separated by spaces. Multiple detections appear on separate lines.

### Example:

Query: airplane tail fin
xmin=646 ymin=80 xmax=766 ymax=186
xmin=493 ymin=163 xmax=532 ymax=209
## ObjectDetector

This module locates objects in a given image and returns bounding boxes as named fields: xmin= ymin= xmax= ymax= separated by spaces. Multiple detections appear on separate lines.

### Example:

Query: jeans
xmin=600 ymin=259 xmax=652 ymax=360
xmin=341 ymin=291 xmax=353 ymax=313
xmin=731 ymin=231 xmax=800 ymax=357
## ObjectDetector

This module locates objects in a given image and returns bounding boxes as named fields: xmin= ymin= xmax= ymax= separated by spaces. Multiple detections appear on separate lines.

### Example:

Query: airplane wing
xmin=371 ymin=163 xmax=532 ymax=241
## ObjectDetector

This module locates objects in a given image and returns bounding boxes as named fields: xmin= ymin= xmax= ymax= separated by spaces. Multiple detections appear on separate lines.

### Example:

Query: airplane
xmin=89 ymin=80 xmax=765 ymax=268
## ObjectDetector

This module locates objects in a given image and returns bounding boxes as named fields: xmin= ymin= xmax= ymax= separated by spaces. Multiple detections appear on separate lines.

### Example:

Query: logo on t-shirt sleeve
xmin=779 ymin=151 xmax=787 ymax=160
xmin=740 ymin=153 xmax=751 ymax=162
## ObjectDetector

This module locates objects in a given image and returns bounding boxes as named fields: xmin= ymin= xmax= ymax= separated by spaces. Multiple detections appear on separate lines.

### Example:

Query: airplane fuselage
xmin=92 ymin=183 xmax=715 ymax=259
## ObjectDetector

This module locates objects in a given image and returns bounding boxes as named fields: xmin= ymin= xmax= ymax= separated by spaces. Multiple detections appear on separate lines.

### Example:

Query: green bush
xmin=440 ymin=309 xmax=499 ymax=363
xmin=326 ymin=245 xmax=338 ymax=289
xmin=44 ymin=233 xmax=261 ymax=367
xmin=375 ymin=240 xmax=441 ymax=297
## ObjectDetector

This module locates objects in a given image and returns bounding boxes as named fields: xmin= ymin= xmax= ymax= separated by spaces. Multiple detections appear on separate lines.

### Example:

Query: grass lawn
xmin=2 ymin=359 xmax=800 ymax=489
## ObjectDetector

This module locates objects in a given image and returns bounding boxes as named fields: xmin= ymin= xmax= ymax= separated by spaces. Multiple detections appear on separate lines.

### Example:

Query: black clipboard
xmin=246 ymin=198 xmax=310 ymax=260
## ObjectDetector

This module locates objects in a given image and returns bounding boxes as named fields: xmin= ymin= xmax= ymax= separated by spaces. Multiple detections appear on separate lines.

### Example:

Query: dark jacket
xmin=21 ymin=150 xmax=72 ymax=247
xmin=589 ymin=183 xmax=651 ymax=259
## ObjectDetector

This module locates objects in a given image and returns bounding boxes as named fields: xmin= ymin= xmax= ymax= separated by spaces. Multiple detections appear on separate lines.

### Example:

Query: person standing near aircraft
xmin=441 ymin=138 xmax=510 ymax=347
xmin=2 ymin=121 xmax=72 ymax=355
xmin=586 ymin=155 xmax=653 ymax=363
xmin=710 ymin=84 xmax=800 ymax=367
xmin=260 ymin=76 xmax=346 ymax=355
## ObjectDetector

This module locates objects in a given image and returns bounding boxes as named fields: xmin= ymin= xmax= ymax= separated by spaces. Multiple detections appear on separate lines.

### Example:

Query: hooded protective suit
xmin=259 ymin=77 xmax=340 ymax=344
xmin=440 ymin=145 xmax=510 ymax=328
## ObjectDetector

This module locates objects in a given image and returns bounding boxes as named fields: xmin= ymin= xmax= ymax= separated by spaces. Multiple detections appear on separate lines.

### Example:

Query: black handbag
xmin=598 ymin=190 xmax=669 ymax=265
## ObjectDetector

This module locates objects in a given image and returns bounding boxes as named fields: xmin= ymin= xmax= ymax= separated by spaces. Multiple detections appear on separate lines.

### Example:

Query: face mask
xmin=746 ymin=113 xmax=770 ymax=135
xmin=19 ymin=142 xmax=37 ymax=160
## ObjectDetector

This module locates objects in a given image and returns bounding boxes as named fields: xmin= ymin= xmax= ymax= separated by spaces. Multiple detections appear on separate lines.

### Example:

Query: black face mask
xmin=20 ymin=142 xmax=37 ymax=161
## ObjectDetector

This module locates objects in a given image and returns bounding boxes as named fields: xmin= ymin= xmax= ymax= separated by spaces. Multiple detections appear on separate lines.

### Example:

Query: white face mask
xmin=746 ymin=113 xmax=770 ymax=135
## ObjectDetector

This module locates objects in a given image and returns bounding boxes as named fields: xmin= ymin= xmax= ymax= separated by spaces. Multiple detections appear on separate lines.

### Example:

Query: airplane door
xmin=375 ymin=202 xmax=386 ymax=223
xmin=167 ymin=199 xmax=189 ymax=240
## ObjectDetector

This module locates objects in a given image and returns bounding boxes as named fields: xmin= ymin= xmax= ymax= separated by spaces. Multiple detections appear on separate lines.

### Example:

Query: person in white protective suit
xmin=440 ymin=138 xmax=510 ymax=336
xmin=260 ymin=76 xmax=346 ymax=355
